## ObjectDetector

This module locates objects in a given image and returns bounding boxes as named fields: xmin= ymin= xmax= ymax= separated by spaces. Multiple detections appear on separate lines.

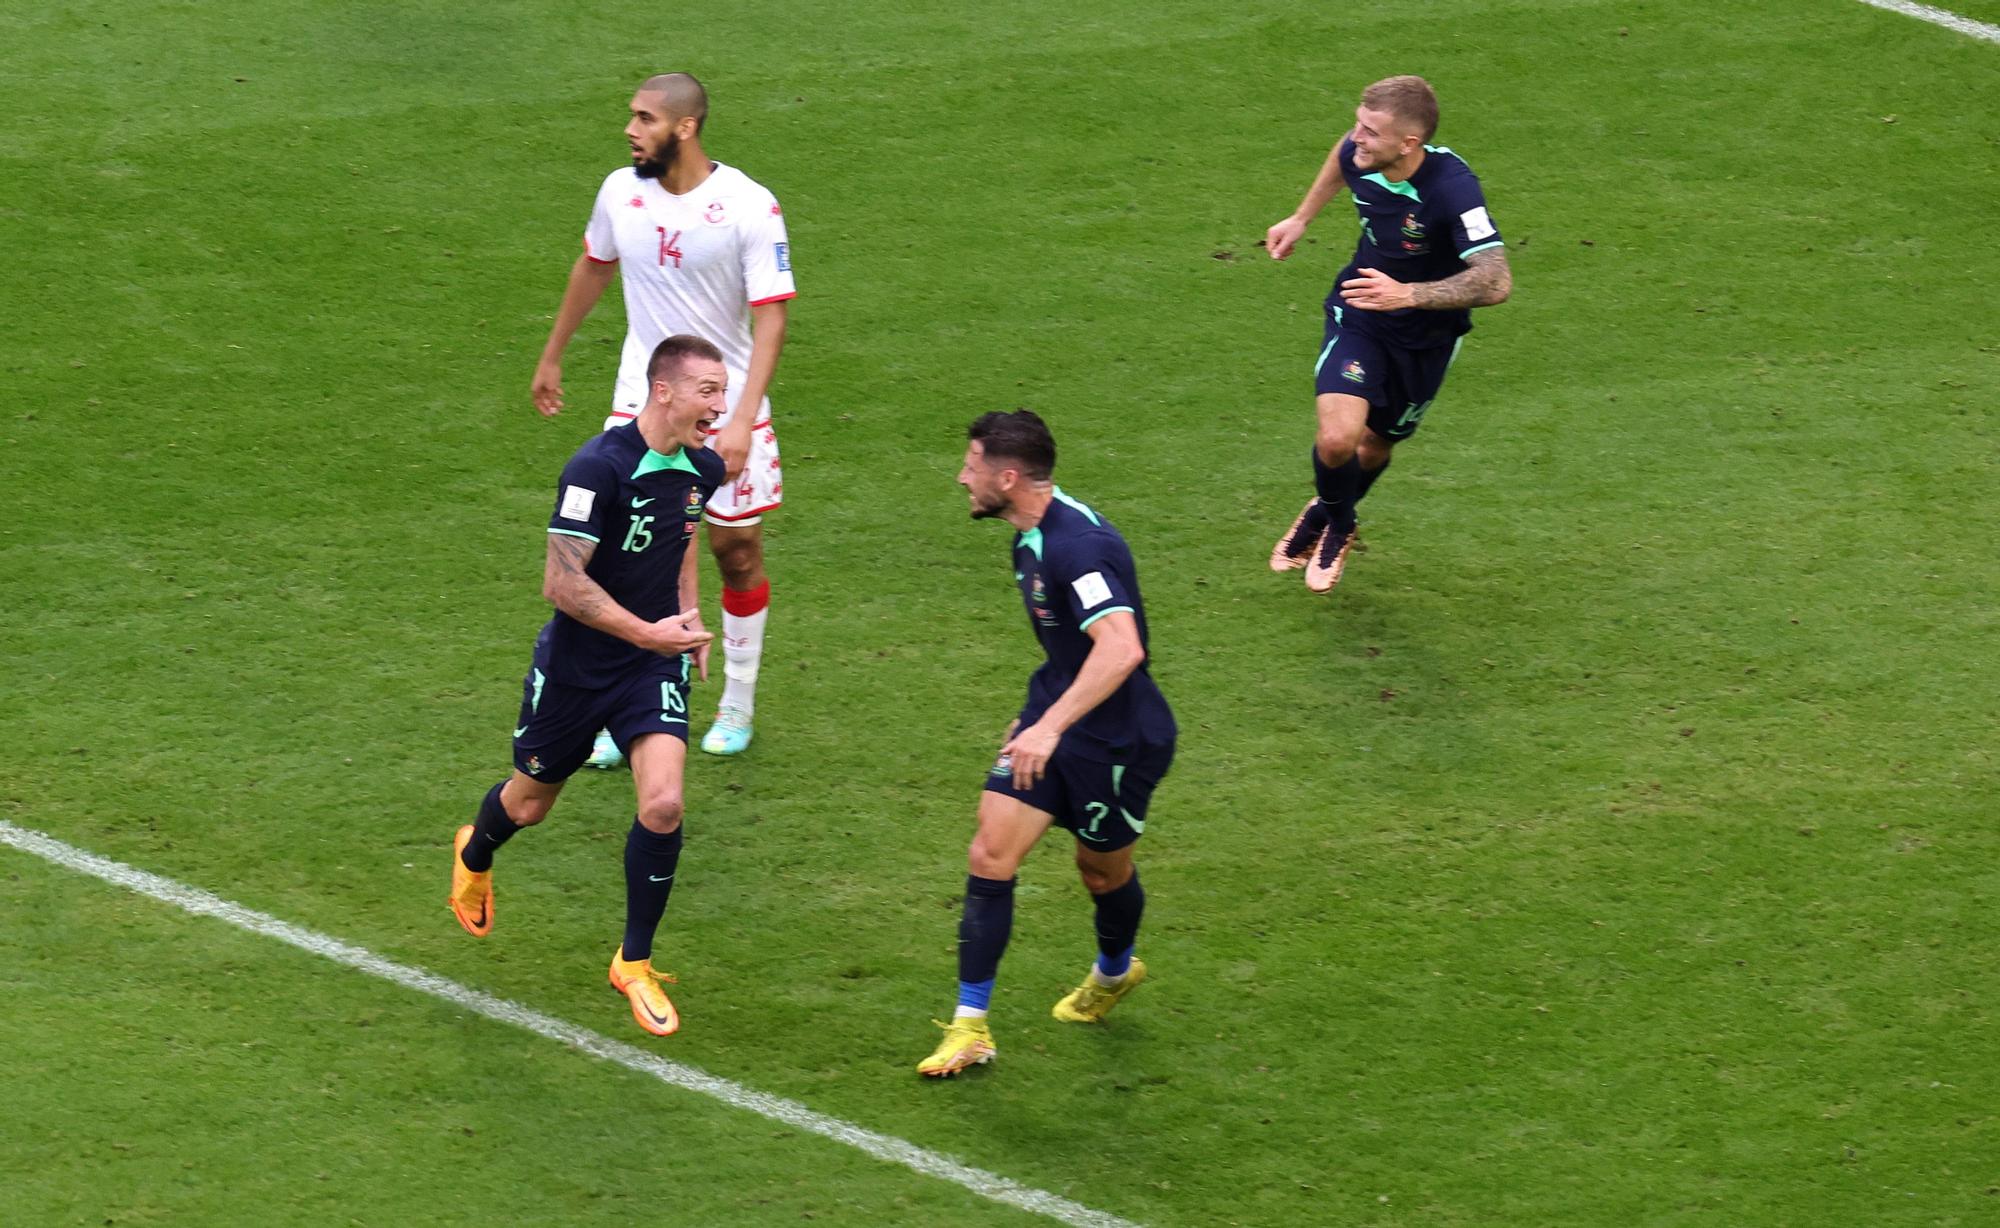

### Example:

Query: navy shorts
xmin=511 ymin=654 xmax=691 ymax=783
xmin=1313 ymin=310 xmax=1464 ymax=441
xmin=982 ymin=741 xmax=1175 ymax=852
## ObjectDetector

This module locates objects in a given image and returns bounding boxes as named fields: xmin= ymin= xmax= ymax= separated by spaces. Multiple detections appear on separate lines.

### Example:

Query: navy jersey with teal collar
xmin=540 ymin=421 xmax=724 ymax=687
xmin=1328 ymin=137 xmax=1504 ymax=351
xmin=1012 ymin=489 xmax=1177 ymax=761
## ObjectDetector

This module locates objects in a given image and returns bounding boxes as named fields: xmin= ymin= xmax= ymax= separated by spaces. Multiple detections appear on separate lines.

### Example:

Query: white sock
xmin=952 ymin=1006 xmax=988 ymax=1020
xmin=720 ymin=602 xmax=767 ymax=715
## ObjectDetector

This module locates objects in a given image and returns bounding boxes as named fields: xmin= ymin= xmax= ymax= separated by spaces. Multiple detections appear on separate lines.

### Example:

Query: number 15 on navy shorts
xmin=512 ymin=654 xmax=691 ymax=783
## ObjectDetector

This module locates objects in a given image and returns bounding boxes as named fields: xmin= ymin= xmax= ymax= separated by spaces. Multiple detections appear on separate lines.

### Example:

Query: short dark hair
xmin=1360 ymin=75 xmax=1439 ymax=142
xmin=967 ymin=410 xmax=1056 ymax=481
xmin=639 ymin=72 xmax=708 ymax=134
xmin=647 ymin=334 xmax=724 ymax=384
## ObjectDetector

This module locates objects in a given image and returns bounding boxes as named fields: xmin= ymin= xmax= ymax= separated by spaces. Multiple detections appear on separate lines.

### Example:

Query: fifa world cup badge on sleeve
xmin=560 ymin=485 xmax=597 ymax=521
xmin=1071 ymin=571 xmax=1112 ymax=608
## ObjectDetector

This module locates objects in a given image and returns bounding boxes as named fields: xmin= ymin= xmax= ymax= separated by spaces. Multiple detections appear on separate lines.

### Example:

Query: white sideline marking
xmin=1853 ymin=0 xmax=2000 ymax=41
xmin=0 ymin=820 xmax=1140 ymax=1228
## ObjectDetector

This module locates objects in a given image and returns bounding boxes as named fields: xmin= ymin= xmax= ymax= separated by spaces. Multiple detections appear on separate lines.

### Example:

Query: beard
xmin=633 ymin=133 xmax=680 ymax=180
xmin=967 ymin=493 xmax=1008 ymax=520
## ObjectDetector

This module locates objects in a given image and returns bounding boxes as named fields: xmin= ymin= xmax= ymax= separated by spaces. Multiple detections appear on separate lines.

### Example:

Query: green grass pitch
xmin=2 ymin=1 xmax=1996 ymax=1224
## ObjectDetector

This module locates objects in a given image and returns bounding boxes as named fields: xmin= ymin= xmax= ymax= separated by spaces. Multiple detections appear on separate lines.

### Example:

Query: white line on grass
xmin=0 ymin=820 xmax=1140 ymax=1228
xmin=1853 ymin=0 xmax=2000 ymax=41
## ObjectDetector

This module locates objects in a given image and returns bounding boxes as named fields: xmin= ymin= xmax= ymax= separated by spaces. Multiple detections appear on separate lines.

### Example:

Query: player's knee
xmin=711 ymin=537 xmax=762 ymax=585
xmin=1076 ymin=864 xmax=1116 ymax=894
xmin=966 ymin=833 xmax=1020 ymax=881
xmin=1357 ymin=437 xmax=1394 ymax=470
xmin=636 ymin=790 xmax=684 ymax=834
xmin=1315 ymin=427 xmax=1361 ymax=465
xmin=507 ymin=800 xmax=554 ymax=827
xmin=1074 ymin=851 xmax=1131 ymax=895
xmin=500 ymin=785 xmax=556 ymax=827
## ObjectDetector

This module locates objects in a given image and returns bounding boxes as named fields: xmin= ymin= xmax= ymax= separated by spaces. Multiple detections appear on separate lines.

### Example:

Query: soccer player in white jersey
xmin=532 ymin=72 xmax=794 ymax=761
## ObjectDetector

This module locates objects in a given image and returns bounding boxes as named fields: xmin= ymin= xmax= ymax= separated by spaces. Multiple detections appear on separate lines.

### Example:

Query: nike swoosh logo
xmin=513 ymin=725 xmax=529 ymax=738
xmin=648 ymin=874 xmax=674 ymax=883
xmin=632 ymin=497 xmax=656 ymax=507
xmin=632 ymin=996 xmax=673 ymax=1028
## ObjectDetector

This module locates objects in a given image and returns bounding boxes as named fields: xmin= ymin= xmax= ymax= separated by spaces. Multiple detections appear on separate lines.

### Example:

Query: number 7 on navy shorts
xmin=982 ymin=742 xmax=1174 ymax=852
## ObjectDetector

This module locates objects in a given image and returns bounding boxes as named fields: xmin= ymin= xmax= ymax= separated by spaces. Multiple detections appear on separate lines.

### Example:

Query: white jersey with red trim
xmin=583 ymin=162 xmax=795 ymax=423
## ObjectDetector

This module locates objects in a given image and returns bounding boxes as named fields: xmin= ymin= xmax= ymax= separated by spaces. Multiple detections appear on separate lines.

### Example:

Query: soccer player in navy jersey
xmin=918 ymin=410 xmax=1178 ymax=1078
xmin=1265 ymin=75 xmax=1512 ymax=592
xmin=449 ymin=335 xmax=726 ymax=1038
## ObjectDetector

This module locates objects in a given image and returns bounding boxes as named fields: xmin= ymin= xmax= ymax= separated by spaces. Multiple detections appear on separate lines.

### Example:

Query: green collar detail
xmin=1018 ymin=526 xmax=1044 ymax=560
xmin=631 ymin=448 xmax=701 ymax=479
xmin=1050 ymin=486 xmax=1101 ymax=526
xmin=1360 ymin=172 xmax=1421 ymax=202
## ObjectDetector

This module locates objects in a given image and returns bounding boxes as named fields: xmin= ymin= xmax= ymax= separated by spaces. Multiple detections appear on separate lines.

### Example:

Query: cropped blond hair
xmin=1360 ymin=75 xmax=1439 ymax=141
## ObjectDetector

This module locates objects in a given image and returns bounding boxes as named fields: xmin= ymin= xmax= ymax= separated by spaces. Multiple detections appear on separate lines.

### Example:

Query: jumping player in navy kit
xmin=1265 ymin=75 xmax=1512 ymax=592
xmin=918 ymin=410 xmax=1177 ymax=1078
xmin=448 ymin=335 xmax=725 ymax=1038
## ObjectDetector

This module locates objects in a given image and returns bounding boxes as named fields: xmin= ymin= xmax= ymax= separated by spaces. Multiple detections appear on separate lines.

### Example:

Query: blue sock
xmin=621 ymin=820 xmax=683 ymax=964
xmin=459 ymin=782 xmax=518 ymax=873
xmin=1091 ymin=868 xmax=1144 ymax=978
xmin=957 ymin=978 xmax=996 ymax=1012
xmin=956 ymin=875 xmax=1015 ymax=1011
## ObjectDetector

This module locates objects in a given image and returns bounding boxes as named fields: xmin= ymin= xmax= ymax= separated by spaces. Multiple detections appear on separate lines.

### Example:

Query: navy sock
xmin=1091 ymin=869 xmax=1145 ymax=977
xmin=459 ymin=782 xmax=519 ymax=873
xmin=957 ymin=875 xmax=1016 ymax=1009
xmin=1311 ymin=447 xmax=1362 ymax=533
xmin=1356 ymin=454 xmax=1392 ymax=500
xmin=621 ymin=820 xmax=683 ymax=964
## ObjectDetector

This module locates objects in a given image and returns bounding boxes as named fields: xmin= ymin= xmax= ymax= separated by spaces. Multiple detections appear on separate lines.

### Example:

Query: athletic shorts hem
xmin=703 ymin=501 xmax=780 ymax=525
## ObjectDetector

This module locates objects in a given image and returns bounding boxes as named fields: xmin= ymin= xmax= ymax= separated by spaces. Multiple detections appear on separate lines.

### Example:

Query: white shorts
xmin=603 ymin=393 xmax=782 ymax=527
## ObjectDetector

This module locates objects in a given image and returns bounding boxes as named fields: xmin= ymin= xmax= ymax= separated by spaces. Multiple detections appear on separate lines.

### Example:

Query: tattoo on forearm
xmin=1410 ymin=249 xmax=1512 ymax=310
xmin=569 ymin=584 xmax=609 ymax=622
